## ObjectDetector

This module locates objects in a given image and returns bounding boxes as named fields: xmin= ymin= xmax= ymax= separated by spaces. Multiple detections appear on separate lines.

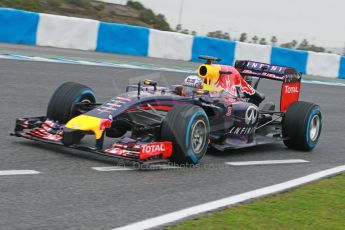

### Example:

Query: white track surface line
xmin=0 ymin=170 xmax=41 ymax=176
xmin=113 ymin=165 xmax=345 ymax=230
xmin=1 ymin=53 xmax=345 ymax=87
xmin=92 ymin=166 xmax=134 ymax=172
xmin=302 ymin=79 xmax=345 ymax=87
xmin=225 ymin=159 xmax=309 ymax=166
xmin=151 ymin=164 xmax=181 ymax=169
xmin=92 ymin=165 xmax=181 ymax=172
xmin=0 ymin=54 xmax=195 ymax=74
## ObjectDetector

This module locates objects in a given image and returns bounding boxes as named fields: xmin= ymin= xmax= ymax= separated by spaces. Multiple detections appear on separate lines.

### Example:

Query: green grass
xmin=0 ymin=0 xmax=171 ymax=30
xmin=168 ymin=173 xmax=345 ymax=230
xmin=0 ymin=0 xmax=42 ymax=11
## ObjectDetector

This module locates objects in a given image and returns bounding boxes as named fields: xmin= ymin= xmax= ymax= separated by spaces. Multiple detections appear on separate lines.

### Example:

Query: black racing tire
xmin=161 ymin=104 xmax=210 ymax=165
xmin=47 ymin=82 xmax=96 ymax=124
xmin=283 ymin=101 xmax=322 ymax=151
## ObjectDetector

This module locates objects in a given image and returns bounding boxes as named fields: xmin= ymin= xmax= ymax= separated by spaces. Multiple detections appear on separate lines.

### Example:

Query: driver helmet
xmin=182 ymin=75 xmax=203 ymax=96
xmin=183 ymin=75 xmax=203 ymax=88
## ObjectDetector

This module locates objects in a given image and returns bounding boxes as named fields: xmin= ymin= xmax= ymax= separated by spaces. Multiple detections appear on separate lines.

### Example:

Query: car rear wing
xmin=235 ymin=60 xmax=301 ymax=82
xmin=235 ymin=60 xmax=302 ymax=112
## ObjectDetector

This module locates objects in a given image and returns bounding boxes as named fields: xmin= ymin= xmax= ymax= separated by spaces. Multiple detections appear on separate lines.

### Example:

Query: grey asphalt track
xmin=1 ymin=44 xmax=345 ymax=230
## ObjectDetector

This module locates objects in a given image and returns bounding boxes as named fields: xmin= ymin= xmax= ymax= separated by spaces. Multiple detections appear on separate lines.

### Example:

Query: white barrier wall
xmin=307 ymin=52 xmax=341 ymax=78
xmin=148 ymin=29 xmax=193 ymax=61
xmin=234 ymin=42 xmax=271 ymax=64
xmin=36 ymin=13 xmax=99 ymax=51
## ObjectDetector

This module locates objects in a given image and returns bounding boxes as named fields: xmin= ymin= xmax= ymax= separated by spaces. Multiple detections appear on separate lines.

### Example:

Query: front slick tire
xmin=47 ymin=82 xmax=96 ymax=124
xmin=283 ymin=101 xmax=322 ymax=151
xmin=47 ymin=82 xmax=96 ymax=146
xmin=161 ymin=105 xmax=210 ymax=165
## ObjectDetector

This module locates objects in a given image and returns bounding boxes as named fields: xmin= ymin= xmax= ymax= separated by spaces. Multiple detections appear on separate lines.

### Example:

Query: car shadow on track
xmin=207 ymin=143 xmax=285 ymax=156
xmin=13 ymin=140 xmax=307 ymax=171
xmin=14 ymin=141 xmax=121 ymax=165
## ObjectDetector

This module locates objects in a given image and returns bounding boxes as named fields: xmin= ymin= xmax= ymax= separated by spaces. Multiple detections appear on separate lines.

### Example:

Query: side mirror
xmin=143 ymin=80 xmax=157 ymax=91
xmin=192 ymin=89 xmax=209 ymax=98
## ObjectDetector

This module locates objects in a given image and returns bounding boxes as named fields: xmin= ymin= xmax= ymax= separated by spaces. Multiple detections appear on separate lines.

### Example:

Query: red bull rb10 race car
xmin=12 ymin=56 xmax=322 ymax=165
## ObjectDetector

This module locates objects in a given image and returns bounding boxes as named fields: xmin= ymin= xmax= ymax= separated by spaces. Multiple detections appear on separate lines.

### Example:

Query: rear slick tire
xmin=283 ymin=101 xmax=322 ymax=151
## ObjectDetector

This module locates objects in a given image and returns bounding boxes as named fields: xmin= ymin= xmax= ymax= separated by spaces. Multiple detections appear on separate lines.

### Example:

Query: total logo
xmin=141 ymin=143 xmax=166 ymax=154
xmin=285 ymin=86 xmax=299 ymax=94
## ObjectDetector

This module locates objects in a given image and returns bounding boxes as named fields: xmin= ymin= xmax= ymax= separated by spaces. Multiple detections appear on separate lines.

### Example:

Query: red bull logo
xmin=216 ymin=65 xmax=255 ymax=96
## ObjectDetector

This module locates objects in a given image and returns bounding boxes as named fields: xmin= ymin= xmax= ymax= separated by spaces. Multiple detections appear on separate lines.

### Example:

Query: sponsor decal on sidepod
xmin=285 ymin=86 xmax=299 ymax=94
xmin=229 ymin=126 xmax=255 ymax=135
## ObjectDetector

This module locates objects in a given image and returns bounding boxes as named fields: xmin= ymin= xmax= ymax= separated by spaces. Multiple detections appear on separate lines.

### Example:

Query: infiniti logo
xmin=245 ymin=106 xmax=258 ymax=125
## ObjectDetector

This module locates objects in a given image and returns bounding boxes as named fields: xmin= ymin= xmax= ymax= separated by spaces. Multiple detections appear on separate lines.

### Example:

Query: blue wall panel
xmin=97 ymin=22 xmax=149 ymax=56
xmin=339 ymin=56 xmax=345 ymax=79
xmin=192 ymin=36 xmax=236 ymax=65
xmin=271 ymin=47 xmax=309 ymax=74
xmin=0 ymin=8 xmax=39 ymax=45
